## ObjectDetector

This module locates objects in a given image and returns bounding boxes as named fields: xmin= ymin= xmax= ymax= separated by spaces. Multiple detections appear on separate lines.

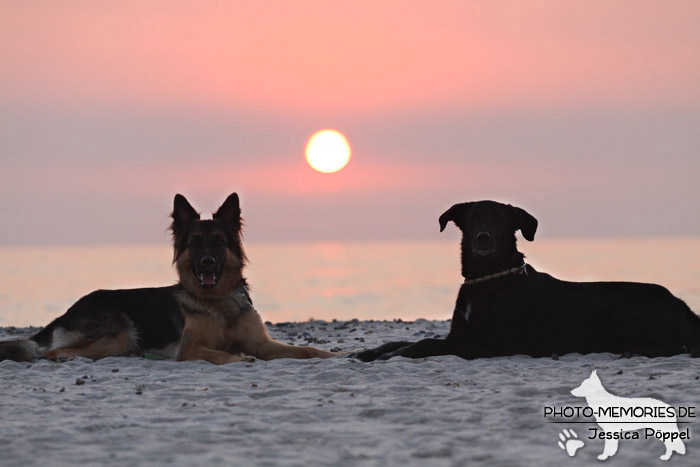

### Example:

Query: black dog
xmin=356 ymin=200 xmax=700 ymax=361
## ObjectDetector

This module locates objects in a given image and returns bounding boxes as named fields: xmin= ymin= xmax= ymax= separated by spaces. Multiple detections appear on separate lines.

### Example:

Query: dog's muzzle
xmin=472 ymin=231 xmax=496 ymax=256
xmin=196 ymin=255 xmax=219 ymax=288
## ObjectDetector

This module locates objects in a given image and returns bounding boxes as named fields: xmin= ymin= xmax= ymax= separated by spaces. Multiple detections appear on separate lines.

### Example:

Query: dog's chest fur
xmin=175 ymin=290 xmax=258 ymax=353
xmin=176 ymin=290 xmax=250 ymax=322
xmin=455 ymin=285 xmax=491 ymax=327
xmin=463 ymin=301 xmax=473 ymax=323
xmin=451 ymin=278 xmax=527 ymax=337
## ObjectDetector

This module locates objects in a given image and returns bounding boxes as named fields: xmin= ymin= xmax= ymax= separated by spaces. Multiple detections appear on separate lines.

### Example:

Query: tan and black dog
xmin=0 ymin=193 xmax=335 ymax=364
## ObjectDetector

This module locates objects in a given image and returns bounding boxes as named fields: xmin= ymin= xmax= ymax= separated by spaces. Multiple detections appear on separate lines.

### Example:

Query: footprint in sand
xmin=558 ymin=428 xmax=584 ymax=457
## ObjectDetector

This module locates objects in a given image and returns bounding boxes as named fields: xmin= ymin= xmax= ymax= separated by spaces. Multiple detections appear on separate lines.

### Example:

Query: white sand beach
xmin=1 ymin=320 xmax=699 ymax=466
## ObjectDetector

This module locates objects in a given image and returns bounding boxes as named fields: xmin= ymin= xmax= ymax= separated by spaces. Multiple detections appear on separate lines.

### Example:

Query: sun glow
xmin=305 ymin=130 xmax=351 ymax=173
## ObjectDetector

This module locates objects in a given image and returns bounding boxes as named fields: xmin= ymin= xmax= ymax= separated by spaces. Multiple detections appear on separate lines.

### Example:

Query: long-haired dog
xmin=0 ymin=193 xmax=335 ymax=364
xmin=356 ymin=200 xmax=700 ymax=361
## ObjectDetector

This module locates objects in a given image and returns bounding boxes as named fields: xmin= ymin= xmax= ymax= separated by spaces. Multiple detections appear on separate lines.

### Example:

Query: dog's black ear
xmin=172 ymin=194 xmax=200 ymax=230
xmin=511 ymin=205 xmax=538 ymax=241
xmin=439 ymin=202 xmax=473 ymax=232
xmin=213 ymin=193 xmax=241 ymax=231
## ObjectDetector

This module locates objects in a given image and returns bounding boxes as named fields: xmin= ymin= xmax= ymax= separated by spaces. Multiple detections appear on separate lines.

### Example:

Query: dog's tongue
xmin=200 ymin=273 xmax=216 ymax=286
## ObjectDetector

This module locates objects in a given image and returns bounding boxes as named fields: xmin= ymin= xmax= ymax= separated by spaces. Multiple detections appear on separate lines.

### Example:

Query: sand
xmin=1 ymin=320 xmax=699 ymax=466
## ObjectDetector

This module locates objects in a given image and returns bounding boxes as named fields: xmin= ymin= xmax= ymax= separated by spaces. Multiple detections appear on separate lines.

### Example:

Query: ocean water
xmin=1 ymin=238 xmax=699 ymax=327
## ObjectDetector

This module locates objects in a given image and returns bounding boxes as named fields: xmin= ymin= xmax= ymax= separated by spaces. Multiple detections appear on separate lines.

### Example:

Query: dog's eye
xmin=189 ymin=238 xmax=202 ymax=248
xmin=214 ymin=238 xmax=225 ymax=247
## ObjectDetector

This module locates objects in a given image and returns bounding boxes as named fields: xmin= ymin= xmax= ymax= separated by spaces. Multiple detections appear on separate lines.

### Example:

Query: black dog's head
xmin=439 ymin=200 xmax=537 ymax=278
xmin=171 ymin=193 xmax=247 ymax=298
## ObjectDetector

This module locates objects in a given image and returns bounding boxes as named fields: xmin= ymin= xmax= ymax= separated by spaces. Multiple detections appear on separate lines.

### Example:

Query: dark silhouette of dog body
xmin=356 ymin=201 xmax=700 ymax=361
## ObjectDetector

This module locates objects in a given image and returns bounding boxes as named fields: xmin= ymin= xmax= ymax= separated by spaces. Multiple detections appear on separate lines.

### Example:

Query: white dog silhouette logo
xmin=570 ymin=370 xmax=686 ymax=461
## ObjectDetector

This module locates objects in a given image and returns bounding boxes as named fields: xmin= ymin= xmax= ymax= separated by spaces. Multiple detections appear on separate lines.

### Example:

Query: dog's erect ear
xmin=172 ymin=194 xmax=200 ymax=228
xmin=213 ymin=193 xmax=241 ymax=231
xmin=439 ymin=202 xmax=473 ymax=232
xmin=511 ymin=205 xmax=538 ymax=241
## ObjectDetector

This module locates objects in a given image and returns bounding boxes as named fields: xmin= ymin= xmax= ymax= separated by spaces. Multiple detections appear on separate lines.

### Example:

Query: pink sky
xmin=1 ymin=1 xmax=699 ymax=245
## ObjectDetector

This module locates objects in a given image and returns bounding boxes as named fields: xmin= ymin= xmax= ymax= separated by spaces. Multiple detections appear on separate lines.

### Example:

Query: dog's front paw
xmin=352 ymin=349 xmax=381 ymax=362
xmin=46 ymin=351 xmax=76 ymax=362
xmin=377 ymin=350 xmax=401 ymax=361
xmin=353 ymin=341 xmax=413 ymax=361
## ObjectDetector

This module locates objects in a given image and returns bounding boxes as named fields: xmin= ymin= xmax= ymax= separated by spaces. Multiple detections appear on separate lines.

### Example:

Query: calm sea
xmin=1 ymin=238 xmax=699 ymax=327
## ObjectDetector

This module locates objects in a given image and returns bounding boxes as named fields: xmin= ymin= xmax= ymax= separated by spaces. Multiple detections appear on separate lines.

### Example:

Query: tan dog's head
xmin=171 ymin=193 xmax=247 ymax=299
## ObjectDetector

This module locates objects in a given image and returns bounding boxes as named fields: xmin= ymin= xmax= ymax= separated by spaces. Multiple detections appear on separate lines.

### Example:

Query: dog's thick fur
xmin=356 ymin=200 xmax=700 ymax=361
xmin=0 ymin=193 xmax=335 ymax=364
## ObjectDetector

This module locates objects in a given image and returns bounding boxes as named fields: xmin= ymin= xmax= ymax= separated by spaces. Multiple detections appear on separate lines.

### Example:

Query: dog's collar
xmin=463 ymin=263 xmax=528 ymax=285
xmin=233 ymin=283 xmax=248 ymax=296
xmin=232 ymin=283 xmax=252 ymax=305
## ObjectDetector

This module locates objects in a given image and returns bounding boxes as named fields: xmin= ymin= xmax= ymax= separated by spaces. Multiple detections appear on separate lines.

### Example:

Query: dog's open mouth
xmin=198 ymin=272 xmax=219 ymax=288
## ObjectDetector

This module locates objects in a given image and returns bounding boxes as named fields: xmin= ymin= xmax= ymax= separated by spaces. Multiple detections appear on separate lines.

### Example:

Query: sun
xmin=305 ymin=129 xmax=351 ymax=173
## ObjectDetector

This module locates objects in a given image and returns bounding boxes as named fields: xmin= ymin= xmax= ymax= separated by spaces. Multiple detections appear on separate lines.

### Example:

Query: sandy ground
xmin=1 ymin=320 xmax=699 ymax=466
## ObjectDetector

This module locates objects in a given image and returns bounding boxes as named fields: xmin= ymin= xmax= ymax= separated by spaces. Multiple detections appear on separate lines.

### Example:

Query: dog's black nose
xmin=475 ymin=231 xmax=493 ymax=247
xmin=200 ymin=255 xmax=216 ymax=268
